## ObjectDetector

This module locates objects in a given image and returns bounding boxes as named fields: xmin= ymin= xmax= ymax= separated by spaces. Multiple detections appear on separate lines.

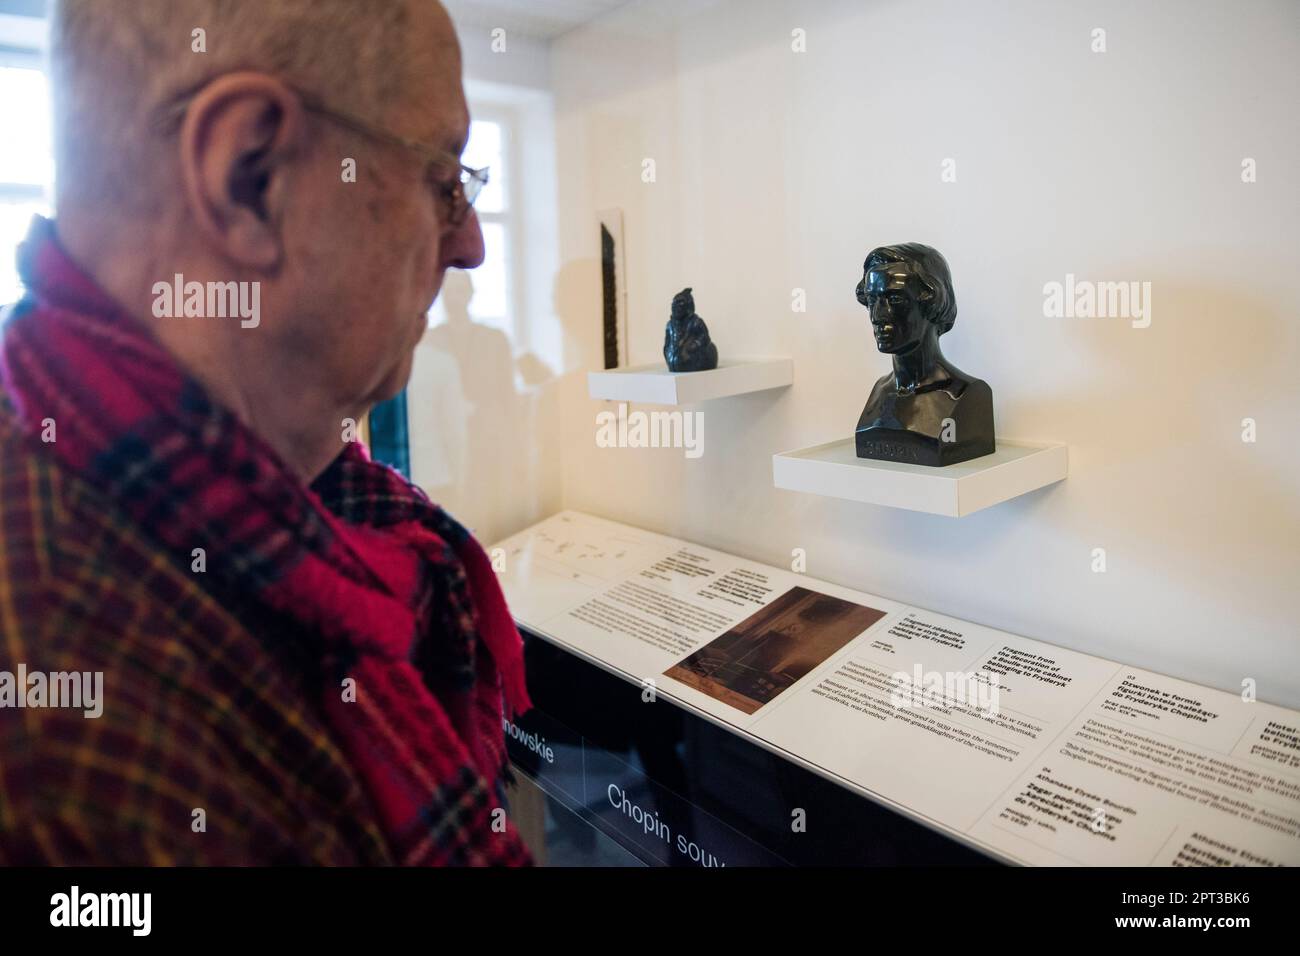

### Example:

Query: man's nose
xmin=443 ymin=209 xmax=486 ymax=270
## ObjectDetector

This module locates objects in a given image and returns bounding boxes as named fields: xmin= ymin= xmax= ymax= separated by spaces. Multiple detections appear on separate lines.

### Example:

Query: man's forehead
xmin=427 ymin=98 xmax=469 ymax=152
xmin=403 ymin=1 xmax=467 ymax=150
xmin=398 ymin=67 xmax=468 ymax=151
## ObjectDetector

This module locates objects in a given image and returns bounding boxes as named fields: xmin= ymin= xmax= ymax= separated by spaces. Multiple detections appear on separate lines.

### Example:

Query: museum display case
xmin=507 ymin=634 xmax=993 ymax=866
xmin=493 ymin=511 xmax=1300 ymax=868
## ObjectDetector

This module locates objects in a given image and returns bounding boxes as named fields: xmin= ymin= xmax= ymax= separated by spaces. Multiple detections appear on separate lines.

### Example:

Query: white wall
xmin=550 ymin=0 xmax=1300 ymax=707
xmin=458 ymin=22 xmax=552 ymax=92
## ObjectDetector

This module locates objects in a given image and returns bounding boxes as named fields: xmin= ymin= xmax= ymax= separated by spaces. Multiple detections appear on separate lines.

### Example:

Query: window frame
xmin=0 ymin=11 xmax=48 ymax=55
xmin=464 ymin=103 xmax=523 ymax=338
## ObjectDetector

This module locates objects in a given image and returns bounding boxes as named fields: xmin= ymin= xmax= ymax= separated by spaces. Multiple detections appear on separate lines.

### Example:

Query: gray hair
xmin=50 ymin=0 xmax=414 ymax=212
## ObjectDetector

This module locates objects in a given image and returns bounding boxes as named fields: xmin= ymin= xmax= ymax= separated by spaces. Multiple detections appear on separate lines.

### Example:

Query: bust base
xmin=855 ymin=426 xmax=995 ymax=467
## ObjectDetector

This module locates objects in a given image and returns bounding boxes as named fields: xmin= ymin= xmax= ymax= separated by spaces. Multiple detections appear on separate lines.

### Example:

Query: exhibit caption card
xmin=492 ymin=511 xmax=1300 ymax=866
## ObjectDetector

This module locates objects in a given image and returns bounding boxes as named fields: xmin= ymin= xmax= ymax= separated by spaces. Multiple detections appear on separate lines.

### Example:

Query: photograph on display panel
xmin=665 ymin=586 xmax=886 ymax=715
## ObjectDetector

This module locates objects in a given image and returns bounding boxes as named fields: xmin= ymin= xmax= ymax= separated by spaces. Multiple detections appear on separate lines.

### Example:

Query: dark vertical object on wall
xmin=600 ymin=223 xmax=619 ymax=369
xmin=368 ymin=389 xmax=411 ymax=479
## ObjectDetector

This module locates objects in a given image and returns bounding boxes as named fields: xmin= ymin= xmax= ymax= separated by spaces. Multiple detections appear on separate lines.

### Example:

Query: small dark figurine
xmin=663 ymin=287 xmax=718 ymax=372
xmin=855 ymin=243 xmax=995 ymax=466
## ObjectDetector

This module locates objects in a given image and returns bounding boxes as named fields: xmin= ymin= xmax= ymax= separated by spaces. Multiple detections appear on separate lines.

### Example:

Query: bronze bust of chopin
xmin=854 ymin=243 xmax=995 ymax=466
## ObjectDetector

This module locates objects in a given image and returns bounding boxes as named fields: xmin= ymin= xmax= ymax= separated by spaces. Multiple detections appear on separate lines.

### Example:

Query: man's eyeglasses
xmin=154 ymin=82 xmax=489 ymax=228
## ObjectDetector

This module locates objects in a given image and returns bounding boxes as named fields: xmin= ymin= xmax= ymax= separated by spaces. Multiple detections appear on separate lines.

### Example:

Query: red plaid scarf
xmin=1 ymin=217 xmax=532 ymax=865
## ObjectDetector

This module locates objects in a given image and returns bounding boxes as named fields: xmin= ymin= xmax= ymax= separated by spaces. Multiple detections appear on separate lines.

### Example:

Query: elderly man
xmin=0 ymin=0 xmax=532 ymax=865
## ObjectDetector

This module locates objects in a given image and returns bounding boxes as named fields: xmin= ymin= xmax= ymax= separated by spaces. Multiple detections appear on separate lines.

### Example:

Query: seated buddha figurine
xmin=663 ymin=287 xmax=718 ymax=372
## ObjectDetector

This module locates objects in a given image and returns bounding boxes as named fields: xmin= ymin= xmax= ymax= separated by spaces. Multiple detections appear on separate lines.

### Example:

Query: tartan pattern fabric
xmin=0 ymin=217 xmax=532 ymax=865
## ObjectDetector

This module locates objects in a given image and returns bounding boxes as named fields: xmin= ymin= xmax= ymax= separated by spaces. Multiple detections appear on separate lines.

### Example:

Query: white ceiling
xmin=442 ymin=0 xmax=631 ymax=39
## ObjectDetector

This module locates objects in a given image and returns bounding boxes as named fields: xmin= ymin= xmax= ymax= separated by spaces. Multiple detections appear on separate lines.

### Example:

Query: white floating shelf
xmin=772 ymin=437 xmax=1068 ymax=517
xmin=587 ymin=357 xmax=792 ymax=405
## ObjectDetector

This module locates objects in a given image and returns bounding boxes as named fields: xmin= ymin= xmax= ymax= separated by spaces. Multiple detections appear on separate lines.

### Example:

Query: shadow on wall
xmin=551 ymin=258 xmax=601 ymax=372
xmin=410 ymin=268 xmax=561 ymax=544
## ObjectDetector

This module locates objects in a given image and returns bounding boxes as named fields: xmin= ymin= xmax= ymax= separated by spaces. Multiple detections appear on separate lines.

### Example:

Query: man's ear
xmin=177 ymin=72 xmax=305 ymax=271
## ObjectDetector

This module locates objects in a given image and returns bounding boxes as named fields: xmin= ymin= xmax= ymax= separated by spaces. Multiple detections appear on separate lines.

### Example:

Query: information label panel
xmin=493 ymin=511 xmax=1300 ymax=866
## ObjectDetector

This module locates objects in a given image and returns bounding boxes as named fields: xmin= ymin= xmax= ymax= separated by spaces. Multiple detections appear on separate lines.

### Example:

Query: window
xmin=0 ymin=15 xmax=52 ymax=307
xmin=375 ymin=113 xmax=520 ymax=480
xmin=0 ymin=13 xmax=52 ymax=306
xmin=434 ymin=112 xmax=518 ymax=332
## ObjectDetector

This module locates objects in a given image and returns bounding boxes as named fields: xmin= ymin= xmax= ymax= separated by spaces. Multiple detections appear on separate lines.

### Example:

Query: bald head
xmin=50 ymin=0 xmax=450 ymax=213
xmin=42 ymin=0 xmax=481 ymax=483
